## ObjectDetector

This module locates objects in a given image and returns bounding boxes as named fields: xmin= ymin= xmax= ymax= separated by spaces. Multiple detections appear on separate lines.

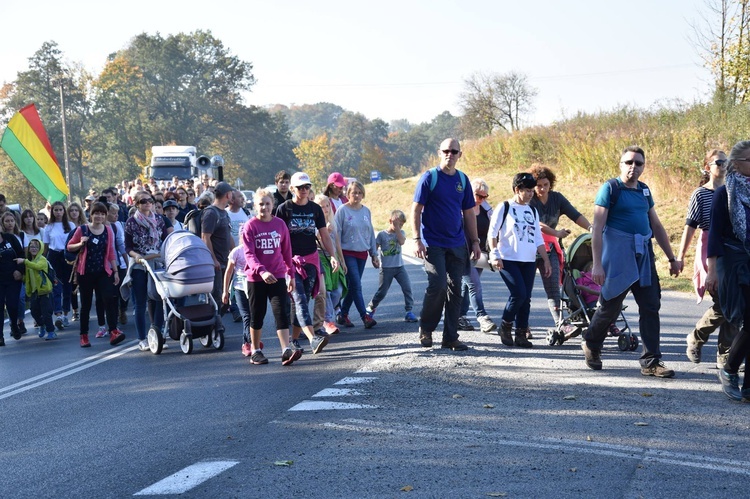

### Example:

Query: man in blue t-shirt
xmin=582 ymin=146 xmax=681 ymax=377
xmin=411 ymin=138 xmax=480 ymax=351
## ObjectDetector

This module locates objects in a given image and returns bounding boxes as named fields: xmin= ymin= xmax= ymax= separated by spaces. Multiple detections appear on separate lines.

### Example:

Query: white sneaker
xmin=478 ymin=315 xmax=497 ymax=333
xmin=95 ymin=326 xmax=108 ymax=338
xmin=138 ymin=340 xmax=150 ymax=351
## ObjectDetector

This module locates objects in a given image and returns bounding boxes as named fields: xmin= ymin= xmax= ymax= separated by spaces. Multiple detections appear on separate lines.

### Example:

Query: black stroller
xmin=545 ymin=233 xmax=638 ymax=351
xmin=143 ymin=230 xmax=225 ymax=354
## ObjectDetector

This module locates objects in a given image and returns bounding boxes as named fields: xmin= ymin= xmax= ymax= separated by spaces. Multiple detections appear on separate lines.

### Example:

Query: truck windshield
xmin=150 ymin=166 xmax=192 ymax=180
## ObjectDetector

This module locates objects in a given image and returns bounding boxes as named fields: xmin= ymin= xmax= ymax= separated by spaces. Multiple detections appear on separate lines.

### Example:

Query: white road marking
xmin=402 ymin=254 xmax=423 ymax=266
xmin=322 ymin=419 xmax=750 ymax=477
xmin=334 ymin=376 xmax=378 ymax=385
xmin=0 ymin=342 xmax=139 ymax=400
xmin=288 ymin=401 xmax=378 ymax=411
xmin=312 ymin=388 xmax=362 ymax=397
xmin=134 ymin=460 xmax=239 ymax=495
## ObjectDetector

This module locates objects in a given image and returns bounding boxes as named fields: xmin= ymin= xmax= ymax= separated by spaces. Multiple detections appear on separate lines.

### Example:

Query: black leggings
xmin=247 ymin=280 xmax=290 ymax=330
xmin=77 ymin=271 xmax=118 ymax=334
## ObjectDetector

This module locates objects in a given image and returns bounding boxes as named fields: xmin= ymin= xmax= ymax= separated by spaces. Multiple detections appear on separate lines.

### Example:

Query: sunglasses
xmin=622 ymin=160 xmax=645 ymax=167
xmin=475 ymin=193 xmax=489 ymax=199
xmin=138 ymin=198 xmax=154 ymax=204
xmin=441 ymin=149 xmax=460 ymax=155
xmin=296 ymin=184 xmax=312 ymax=190
xmin=710 ymin=159 xmax=728 ymax=166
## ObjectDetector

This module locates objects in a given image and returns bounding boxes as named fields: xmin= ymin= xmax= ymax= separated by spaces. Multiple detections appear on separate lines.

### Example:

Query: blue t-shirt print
xmin=414 ymin=168 xmax=475 ymax=248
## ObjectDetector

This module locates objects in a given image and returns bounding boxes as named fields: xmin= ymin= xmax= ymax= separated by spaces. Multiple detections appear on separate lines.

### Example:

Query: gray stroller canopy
xmin=160 ymin=230 xmax=216 ymax=285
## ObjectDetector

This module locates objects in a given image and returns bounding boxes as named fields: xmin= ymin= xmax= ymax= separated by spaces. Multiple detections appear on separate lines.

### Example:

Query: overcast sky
xmin=0 ymin=0 xmax=711 ymax=126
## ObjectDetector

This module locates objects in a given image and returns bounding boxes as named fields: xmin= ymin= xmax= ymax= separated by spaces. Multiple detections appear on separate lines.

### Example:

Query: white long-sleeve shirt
xmin=488 ymin=201 xmax=544 ymax=262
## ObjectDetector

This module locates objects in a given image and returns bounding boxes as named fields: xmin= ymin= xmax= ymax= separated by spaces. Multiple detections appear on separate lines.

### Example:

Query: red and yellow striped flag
xmin=1 ymin=103 xmax=69 ymax=202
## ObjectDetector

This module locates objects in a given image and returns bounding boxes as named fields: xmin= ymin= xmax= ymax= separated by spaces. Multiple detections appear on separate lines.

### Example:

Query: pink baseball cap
xmin=327 ymin=172 xmax=346 ymax=188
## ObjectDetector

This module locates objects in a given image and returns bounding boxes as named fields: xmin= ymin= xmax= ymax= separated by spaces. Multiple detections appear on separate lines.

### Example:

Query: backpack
xmin=606 ymin=178 xmax=649 ymax=209
xmin=64 ymin=225 xmax=89 ymax=263
xmin=184 ymin=208 xmax=203 ymax=237
xmin=428 ymin=166 xmax=468 ymax=193
xmin=44 ymin=261 xmax=58 ymax=286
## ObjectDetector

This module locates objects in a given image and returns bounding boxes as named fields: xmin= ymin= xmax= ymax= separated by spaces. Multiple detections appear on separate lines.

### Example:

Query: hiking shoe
xmin=337 ymin=313 xmax=354 ymax=327
xmin=282 ymin=348 xmax=302 ymax=366
xmin=80 ymin=334 xmax=91 ymax=348
xmin=718 ymin=369 xmax=742 ymax=401
xmin=241 ymin=342 xmax=252 ymax=357
xmin=686 ymin=335 xmax=702 ymax=363
xmin=581 ymin=342 xmax=602 ymax=370
xmin=72 ymin=312 xmax=80 ymax=322
xmin=499 ymin=321 xmax=514 ymax=347
xmin=441 ymin=340 xmax=469 ymax=351
xmin=324 ymin=321 xmax=340 ymax=335
xmin=119 ymin=309 xmax=128 ymax=325
xmin=138 ymin=340 xmax=150 ymax=351
xmin=311 ymin=334 xmax=329 ymax=354
xmin=514 ymin=329 xmax=533 ymax=348
xmin=641 ymin=361 xmax=675 ymax=378
xmin=478 ymin=315 xmax=497 ymax=333
xmin=45 ymin=332 xmax=58 ymax=341
xmin=404 ymin=311 xmax=418 ymax=323
xmin=292 ymin=339 xmax=304 ymax=352
xmin=419 ymin=328 xmax=433 ymax=348
xmin=363 ymin=314 xmax=377 ymax=329
xmin=109 ymin=329 xmax=126 ymax=346
xmin=251 ymin=350 xmax=269 ymax=365
xmin=55 ymin=316 xmax=64 ymax=330
xmin=457 ymin=316 xmax=474 ymax=331
xmin=95 ymin=326 xmax=108 ymax=338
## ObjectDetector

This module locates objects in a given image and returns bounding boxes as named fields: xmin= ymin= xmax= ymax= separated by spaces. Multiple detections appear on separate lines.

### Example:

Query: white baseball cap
xmin=290 ymin=172 xmax=312 ymax=187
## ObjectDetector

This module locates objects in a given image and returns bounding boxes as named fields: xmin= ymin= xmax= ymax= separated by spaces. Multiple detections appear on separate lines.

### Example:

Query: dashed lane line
xmin=288 ymin=376 xmax=379 ymax=411
xmin=134 ymin=460 xmax=239 ymax=495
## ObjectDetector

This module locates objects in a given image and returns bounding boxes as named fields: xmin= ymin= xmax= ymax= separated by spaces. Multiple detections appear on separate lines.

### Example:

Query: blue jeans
xmin=48 ymin=250 xmax=72 ymax=314
xmin=131 ymin=268 xmax=164 ymax=340
xmin=499 ymin=260 xmax=537 ymax=329
xmin=461 ymin=266 xmax=487 ymax=317
xmin=341 ymin=255 xmax=367 ymax=319
xmin=420 ymin=245 xmax=468 ymax=343
xmin=234 ymin=287 xmax=252 ymax=343
xmin=291 ymin=263 xmax=317 ymax=328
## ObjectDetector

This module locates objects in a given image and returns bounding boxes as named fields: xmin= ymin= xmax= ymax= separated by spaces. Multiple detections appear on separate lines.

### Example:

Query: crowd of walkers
xmin=3 ymin=139 xmax=750 ymax=404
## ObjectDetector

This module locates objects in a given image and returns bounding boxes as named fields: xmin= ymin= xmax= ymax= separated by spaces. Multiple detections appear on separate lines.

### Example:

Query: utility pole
xmin=57 ymin=77 xmax=71 ymax=198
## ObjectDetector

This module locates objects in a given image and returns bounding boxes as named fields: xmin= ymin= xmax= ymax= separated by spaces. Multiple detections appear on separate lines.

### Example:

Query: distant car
xmin=240 ymin=190 xmax=255 ymax=211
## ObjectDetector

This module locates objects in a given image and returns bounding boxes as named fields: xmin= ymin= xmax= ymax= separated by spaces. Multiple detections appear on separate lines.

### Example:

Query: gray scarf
xmin=725 ymin=170 xmax=750 ymax=250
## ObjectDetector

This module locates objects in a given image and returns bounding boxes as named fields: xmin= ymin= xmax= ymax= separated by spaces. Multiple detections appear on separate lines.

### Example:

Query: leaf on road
xmin=274 ymin=460 xmax=293 ymax=466
xmin=452 ymin=394 xmax=464 ymax=399
xmin=486 ymin=493 xmax=507 ymax=497
xmin=569 ymin=467 xmax=577 ymax=472
xmin=483 ymin=404 xmax=495 ymax=409
xmin=563 ymin=395 xmax=576 ymax=400
xmin=641 ymin=392 xmax=653 ymax=397
xmin=586 ymin=436 xmax=592 ymax=442
xmin=401 ymin=485 xmax=413 ymax=492
xmin=634 ymin=422 xmax=649 ymax=426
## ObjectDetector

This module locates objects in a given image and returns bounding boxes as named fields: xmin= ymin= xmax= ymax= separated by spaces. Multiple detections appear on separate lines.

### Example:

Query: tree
xmin=459 ymin=71 xmax=537 ymax=136
xmin=294 ymin=133 xmax=333 ymax=188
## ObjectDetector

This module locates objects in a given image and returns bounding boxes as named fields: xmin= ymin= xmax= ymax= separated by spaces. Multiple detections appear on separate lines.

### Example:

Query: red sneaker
xmin=241 ymin=342 xmax=252 ymax=357
xmin=80 ymin=333 xmax=91 ymax=348
xmin=109 ymin=329 xmax=126 ymax=346
xmin=324 ymin=321 xmax=340 ymax=335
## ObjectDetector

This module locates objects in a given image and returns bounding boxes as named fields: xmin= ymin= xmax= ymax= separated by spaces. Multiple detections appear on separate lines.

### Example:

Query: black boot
xmin=499 ymin=320 xmax=513 ymax=346
xmin=514 ymin=328 xmax=533 ymax=348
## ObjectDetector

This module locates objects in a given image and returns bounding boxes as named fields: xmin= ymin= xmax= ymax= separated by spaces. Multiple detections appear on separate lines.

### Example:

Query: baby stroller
xmin=545 ymin=233 xmax=638 ymax=351
xmin=143 ymin=230 xmax=225 ymax=355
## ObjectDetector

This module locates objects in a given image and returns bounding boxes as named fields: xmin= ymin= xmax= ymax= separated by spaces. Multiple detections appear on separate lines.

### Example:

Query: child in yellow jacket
xmin=16 ymin=239 xmax=57 ymax=340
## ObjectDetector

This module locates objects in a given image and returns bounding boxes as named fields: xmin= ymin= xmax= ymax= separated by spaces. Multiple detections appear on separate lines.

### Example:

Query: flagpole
xmin=57 ymin=78 xmax=71 ymax=198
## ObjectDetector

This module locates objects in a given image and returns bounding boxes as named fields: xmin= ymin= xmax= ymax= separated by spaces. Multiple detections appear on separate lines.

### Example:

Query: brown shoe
xmin=686 ymin=334 xmax=701 ymax=363
xmin=419 ymin=328 xmax=433 ymax=348
xmin=499 ymin=321 xmax=514 ymax=347
xmin=581 ymin=342 xmax=602 ymax=370
xmin=514 ymin=329 xmax=533 ymax=348
xmin=640 ymin=361 xmax=675 ymax=378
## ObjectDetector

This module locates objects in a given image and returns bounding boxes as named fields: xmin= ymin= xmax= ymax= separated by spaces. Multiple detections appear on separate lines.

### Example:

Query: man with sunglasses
xmin=412 ymin=138 xmax=481 ymax=351
xmin=581 ymin=146 xmax=681 ymax=377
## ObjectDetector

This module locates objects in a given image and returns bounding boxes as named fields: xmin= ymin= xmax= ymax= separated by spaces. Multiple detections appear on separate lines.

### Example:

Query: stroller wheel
xmin=180 ymin=321 xmax=193 ymax=355
xmin=546 ymin=329 xmax=558 ymax=346
xmin=213 ymin=330 xmax=225 ymax=350
xmin=629 ymin=334 xmax=639 ymax=351
xmin=147 ymin=327 xmax=163 ymax=355
xmin=617 ymin=334 xmax=630 ymax=352
xmin=200 ymin=334 xmax=212 ymax=348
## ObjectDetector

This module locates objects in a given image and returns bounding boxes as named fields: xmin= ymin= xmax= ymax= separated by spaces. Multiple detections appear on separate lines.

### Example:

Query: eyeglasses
xmin=296 ymin=184 xmax=312 ymax=190
xmin=138 ymin=198 xmax=154 ymax=204
xmin=441 ymin=149 xmax=460 ymax=155
xmin=710 ymin=159 xmax=728 ymax=166
xmin=621 ymin=160 xmax=645 ymax=167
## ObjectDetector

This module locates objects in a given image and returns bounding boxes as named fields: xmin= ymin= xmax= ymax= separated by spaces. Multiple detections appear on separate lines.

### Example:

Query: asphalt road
xmin=1 ymin=256 xmax=748 ymax=498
